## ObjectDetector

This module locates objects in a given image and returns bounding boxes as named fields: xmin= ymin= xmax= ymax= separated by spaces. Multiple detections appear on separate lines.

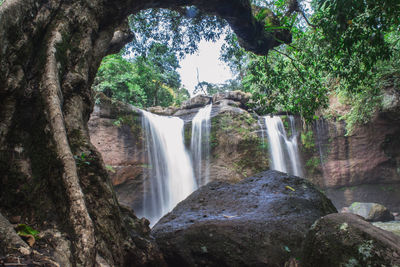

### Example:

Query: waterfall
xmin=191 ymin=104 xmax=212 ymax=186
xmin=263 ymin=115 xmax=303 ymax=177
xmin=140 ymin=110 xmax=197 ymax=226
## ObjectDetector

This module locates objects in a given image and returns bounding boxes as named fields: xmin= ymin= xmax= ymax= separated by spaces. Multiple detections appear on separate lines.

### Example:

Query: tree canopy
xmin=93 ymin=43 xmax=190 ymax=108
xmin=96 ymin=0 xmax=399 ymax=133
xmin=221 ymin=0 xmax=400 ymax=131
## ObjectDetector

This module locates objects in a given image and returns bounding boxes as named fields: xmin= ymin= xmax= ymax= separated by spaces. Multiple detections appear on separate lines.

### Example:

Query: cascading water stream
xmin=191 ymin=104 xmax=212 ymax=186
xmin=263 ymin=115 xmax=303 ymax=177
xmin=287 ymin=116 xmax=302 ymax=176
xmin=140 ymin=110 xmax=197 ymax=226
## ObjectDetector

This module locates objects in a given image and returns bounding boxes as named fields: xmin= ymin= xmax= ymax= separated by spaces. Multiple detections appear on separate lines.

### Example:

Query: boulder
xmin=152 ymin=170 xmax=337 ymax=267
xmin=348 ymin=202 xmax=394 ymax=222
xmin=212 ymin=90 xmax=251 ymax=108
xmin=147 ymin=106 xmax=178 ymax=116
xmin=181 ymin=95 xmax=212 ymax=109
xmin=302 ymin=213 xmax=400 ymax=267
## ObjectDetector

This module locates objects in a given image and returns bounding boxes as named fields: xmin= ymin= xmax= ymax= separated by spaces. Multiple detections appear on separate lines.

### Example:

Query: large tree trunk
xmin=0 ymin=0 xmax=289 ymax=266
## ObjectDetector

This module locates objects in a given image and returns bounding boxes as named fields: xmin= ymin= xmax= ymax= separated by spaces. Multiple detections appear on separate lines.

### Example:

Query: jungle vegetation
xmin=94 ymin=0 xmax=400 ymax=132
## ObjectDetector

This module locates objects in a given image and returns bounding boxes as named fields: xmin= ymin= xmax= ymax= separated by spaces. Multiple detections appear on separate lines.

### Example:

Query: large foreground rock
xmin=302 ymin=213 xmax=400 ymax=266
xmin=152 ymin=170 xmax=337 ymax=266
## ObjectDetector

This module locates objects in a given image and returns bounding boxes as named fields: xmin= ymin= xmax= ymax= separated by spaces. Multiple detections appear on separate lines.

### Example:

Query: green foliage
xmin=194 ymin=79 xmax=243 ymax=96
xmin=128 ymin=8 xmax=226 ymax=58
xmin=306 ymin=156 xmax=320 ymax=170
xmin=93 ymin=53 xmax=147 ymax=107
xmin=105 ymin=165 xmax=116 ymax=173
xmin=301 ymin=131 xmax=315 ymax=151
xmin=74 ymin=152 xmax=91 ymax=166
xmin=220 ymin=0 xmax=400 ymax=133
xmin=93 ymin=43 xmax=189 ymax=107
xmin=16 ymin=224 xmax=40 ymax=239
xmin=242 ymin=41 xmax=329 ymax=120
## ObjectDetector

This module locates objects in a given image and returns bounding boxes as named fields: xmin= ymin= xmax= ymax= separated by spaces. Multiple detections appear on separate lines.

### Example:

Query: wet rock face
xmin=152 ymin=170 xmax=337 ymax=267
xmin=302 ymin=213 xmax=400 ymax=267
xmin=88 ymin=95 xmax=147 ymax=208
xmin=207 ymin=109 xmax=268 ymax=183
xmin=305 ymin=116 xmax=400 ymax=188
xmin=302 ymin=92 xmax=400 ymax=212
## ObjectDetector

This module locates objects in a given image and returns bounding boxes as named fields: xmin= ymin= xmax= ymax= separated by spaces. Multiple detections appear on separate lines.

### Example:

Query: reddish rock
xmin=88 ymin=96 xmax=148 ymax=207
xmin=301 ymin=92 xmax=400 ymax=212
xmin=321 ymin=115 xmax=400 ymax=187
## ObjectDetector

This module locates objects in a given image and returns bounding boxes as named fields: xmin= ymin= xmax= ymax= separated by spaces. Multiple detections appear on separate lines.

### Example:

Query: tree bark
xmin=0 ymin=0 xmax=290 ymax=266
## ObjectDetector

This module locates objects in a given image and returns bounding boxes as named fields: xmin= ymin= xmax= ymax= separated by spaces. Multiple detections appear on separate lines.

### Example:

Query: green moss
xmin=379 ymin=185 xmax=395 ymax=192
xmin=339 ymin=222 xmax=349 ymax=231
xmin=301 ymin=130 xmax=315 ymax=151
xmin=305 ymin=156 xmax=320 ymax=174
xmin=357 ymin=240 xmax=374 ymax=261
xmin=344 ymin=258 xmax=360 ymax=267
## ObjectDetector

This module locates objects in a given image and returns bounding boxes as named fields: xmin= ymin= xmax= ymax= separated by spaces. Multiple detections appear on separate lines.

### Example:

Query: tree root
xmin=41 ymin=25 xmax=96 ymax=267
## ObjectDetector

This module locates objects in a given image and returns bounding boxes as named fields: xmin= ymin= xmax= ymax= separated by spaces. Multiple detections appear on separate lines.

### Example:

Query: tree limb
xmin=41 ymin=24 xmax=96 ymax=267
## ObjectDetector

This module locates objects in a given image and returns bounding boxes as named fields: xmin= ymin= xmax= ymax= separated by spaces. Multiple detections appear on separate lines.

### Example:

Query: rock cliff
xmin=300 ymin=90 xmax=400 ymax=212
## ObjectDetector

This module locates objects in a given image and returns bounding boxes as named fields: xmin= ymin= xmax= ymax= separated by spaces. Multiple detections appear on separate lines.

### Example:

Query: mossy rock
xmin=302 ymin=213 xmax=400 ymax=266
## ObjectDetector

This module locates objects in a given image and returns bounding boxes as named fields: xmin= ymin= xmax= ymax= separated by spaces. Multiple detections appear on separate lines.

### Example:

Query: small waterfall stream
xmin=140 ymin=110 xmax=197 ymax=226
xmin=263 ymin=115 xmax=303 ymax=177
xmin=191 ymin=104 xmax=212 ymax=186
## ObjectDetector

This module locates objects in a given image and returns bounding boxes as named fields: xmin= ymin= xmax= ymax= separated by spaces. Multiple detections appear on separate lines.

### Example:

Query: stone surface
xmin=348 ymin=202 xmax=394 ymax=222
xmin=207 ymin=109 xmax=268 ymax=183
xmin=373 ymin=221 xmax=400 ymax=236
xmin=89 ymin=95 xmax=147 ymax=208
xmin=301 ymin=91 xmax=400 ymax=212
xmin=152 ymin=170 xmax=337 ymax=267
xmin=181 ymin=95 xmax=212 ymax=110
xmin=302 ymin=213 xmax=400 ymax=267
xmin=147 ymin=106 xmax=178 ymax=116
xmin=89 ymin=91 xmax=400 ymax=218
xmin=212 ymin=91 xmax=251 ymax=108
